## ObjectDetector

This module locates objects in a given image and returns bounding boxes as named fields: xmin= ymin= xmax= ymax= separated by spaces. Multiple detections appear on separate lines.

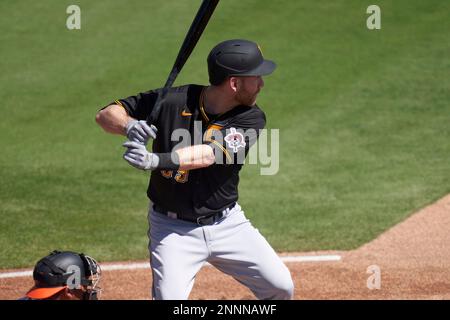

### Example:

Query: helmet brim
xmin=26 ymin=286 xmax=66 ymax=299
xmin=234 ymin=59 xmax=277 ymax=77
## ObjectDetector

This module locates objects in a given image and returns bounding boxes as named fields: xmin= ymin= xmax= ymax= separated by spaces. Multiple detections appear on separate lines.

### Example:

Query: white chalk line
xmin=0 ymin=255 xmax=341 ymax=279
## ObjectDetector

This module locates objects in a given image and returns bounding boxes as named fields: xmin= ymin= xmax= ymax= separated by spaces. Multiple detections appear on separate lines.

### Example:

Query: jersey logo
xmin=257 ymin=44 xmax=263 ymax=55
xmin=181 ymin=109 xmax=192 ymax=117
xmin=225 ymin=127 xmax=246 ymax=153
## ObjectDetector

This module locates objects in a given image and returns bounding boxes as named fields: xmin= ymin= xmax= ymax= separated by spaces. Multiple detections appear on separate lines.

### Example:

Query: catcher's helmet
xmin=207 ymin=39 xmax=276 ymax=85
xmin=26 ymin=250 xmax=101 ymax=300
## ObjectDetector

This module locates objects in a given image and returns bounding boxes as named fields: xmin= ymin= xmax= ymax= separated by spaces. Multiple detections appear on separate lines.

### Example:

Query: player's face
xmin=51 ymin=287 xmax=86 ymax=300
xmin=235 ymin=76 xmax=264 ymax=106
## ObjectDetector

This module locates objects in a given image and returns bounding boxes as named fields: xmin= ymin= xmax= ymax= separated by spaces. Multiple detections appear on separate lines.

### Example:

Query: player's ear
xmin=229 ymin=77 xmax=239 ymax=93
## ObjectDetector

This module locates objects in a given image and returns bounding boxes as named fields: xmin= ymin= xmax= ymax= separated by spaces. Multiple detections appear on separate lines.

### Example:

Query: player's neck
xmin=204 ymin=85 xmax=239 ymax=115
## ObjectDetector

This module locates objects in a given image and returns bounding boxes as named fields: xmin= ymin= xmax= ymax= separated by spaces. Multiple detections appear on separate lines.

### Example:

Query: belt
xmin=153 ymin=203 xmax=236 ymax=226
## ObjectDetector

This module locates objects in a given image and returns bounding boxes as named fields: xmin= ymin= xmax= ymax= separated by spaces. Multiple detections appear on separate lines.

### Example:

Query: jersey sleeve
xmin=109 ymin=89 xmax=161 ymax=121
xmin=205 ymin=106 xmax=266 ymax=165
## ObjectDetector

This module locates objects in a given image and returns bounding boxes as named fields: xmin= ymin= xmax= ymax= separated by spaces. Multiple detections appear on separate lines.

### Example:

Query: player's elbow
xmin=95 ymin=109 xmax=107 ymax=131
xmin=95 ymin=110 xmax=103 ymax=126
xmin=95 ymin=107 xmax=115 ymax=132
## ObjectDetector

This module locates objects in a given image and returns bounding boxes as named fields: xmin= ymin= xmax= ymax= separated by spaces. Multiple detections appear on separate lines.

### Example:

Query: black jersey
xmin=115 ymin=84 xmax=266 ymax=217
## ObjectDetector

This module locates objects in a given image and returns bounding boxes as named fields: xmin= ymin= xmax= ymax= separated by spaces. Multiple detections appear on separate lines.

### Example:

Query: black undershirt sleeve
xmin=102 ymin=89 xmax=162 ymax=121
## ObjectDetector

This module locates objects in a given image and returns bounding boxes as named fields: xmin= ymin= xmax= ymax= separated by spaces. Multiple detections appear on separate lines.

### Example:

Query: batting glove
xmin=125 ymin=120 xmax=158 ymax=145
xmin=122 ymin=141 xmax=160 ymax=171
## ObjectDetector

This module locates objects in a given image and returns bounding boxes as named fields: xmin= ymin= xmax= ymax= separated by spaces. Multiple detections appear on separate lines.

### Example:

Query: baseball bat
xmin=147 ymin=0 xmax=220 ymax=125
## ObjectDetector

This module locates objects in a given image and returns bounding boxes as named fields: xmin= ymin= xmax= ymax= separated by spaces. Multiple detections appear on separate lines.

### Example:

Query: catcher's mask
xmin=26 ymin=250 xmax=102 ymax=300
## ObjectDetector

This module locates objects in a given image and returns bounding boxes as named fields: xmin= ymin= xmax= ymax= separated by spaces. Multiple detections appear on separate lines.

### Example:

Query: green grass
xmin=0 ymin=0 xmax=449 ymax=268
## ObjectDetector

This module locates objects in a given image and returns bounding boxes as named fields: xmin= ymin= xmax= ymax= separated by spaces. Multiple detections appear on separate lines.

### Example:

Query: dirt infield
xmin=2 ymin=195 xmax=449 ymax=300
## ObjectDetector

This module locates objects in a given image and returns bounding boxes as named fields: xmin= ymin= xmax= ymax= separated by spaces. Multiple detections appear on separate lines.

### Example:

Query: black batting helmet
xmin=207 ymin=39 xmax=276 ymax=85
xmin=26 ymin=250 xmax=101 ymax=300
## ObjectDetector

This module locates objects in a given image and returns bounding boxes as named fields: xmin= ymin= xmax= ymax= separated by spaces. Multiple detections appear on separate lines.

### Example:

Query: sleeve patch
xmin=225 ymin=127 xmax=246 ymax=153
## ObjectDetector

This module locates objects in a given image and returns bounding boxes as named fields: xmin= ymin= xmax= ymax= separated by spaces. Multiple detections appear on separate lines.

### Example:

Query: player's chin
xmin=249 ymin=95 xmax=258 ymax=106
xmin=243 ymin=98 xmax=257 ymax=106
xmin=237 ymin=93 xmax=258 ymax=106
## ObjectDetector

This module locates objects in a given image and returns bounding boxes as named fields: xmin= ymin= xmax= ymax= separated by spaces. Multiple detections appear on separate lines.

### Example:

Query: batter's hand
xmin=125 ymin=120 xmax=157 ymax=145
xmin=123 ymin=141 xmax=160 ymax=171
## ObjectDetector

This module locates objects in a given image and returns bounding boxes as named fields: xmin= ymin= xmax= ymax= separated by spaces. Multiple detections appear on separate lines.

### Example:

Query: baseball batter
xmin=96 ymin=39 xmax=294 ymax=300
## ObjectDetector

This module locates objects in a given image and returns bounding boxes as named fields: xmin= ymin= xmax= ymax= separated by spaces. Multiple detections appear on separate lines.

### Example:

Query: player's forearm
xmin=175 ymin=144 xmax=215 ymax=171
xmin=95 ymin=104 xmax=134 ymax=135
